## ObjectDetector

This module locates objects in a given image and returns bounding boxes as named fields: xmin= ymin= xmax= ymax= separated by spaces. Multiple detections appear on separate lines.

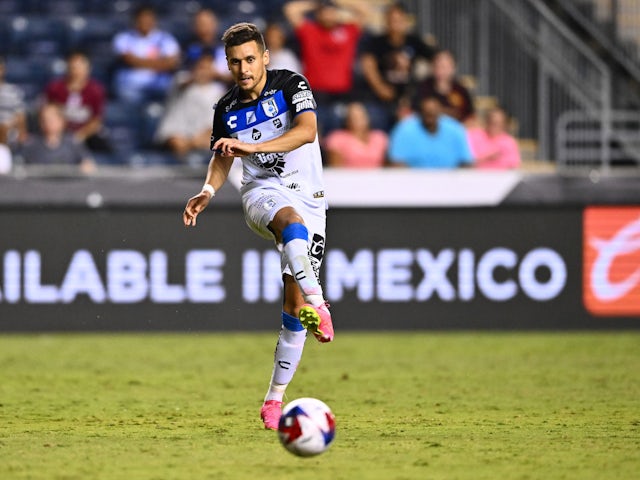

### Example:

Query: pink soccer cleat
xmin=260 ymin=400 xmax=283 ymax=430
xmin=298 ymin=302 xmax=334 ymax=343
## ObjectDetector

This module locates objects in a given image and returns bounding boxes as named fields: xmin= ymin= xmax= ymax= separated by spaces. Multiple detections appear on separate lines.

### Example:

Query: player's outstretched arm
xmin=213 ymin=111 xmax=317 ymax=158
xmin=183 ymin=155 xmax=234 ymax=227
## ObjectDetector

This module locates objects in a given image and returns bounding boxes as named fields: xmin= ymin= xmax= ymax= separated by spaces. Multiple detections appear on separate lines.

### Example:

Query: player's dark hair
xmin=221 ymin=23 xmax=266 ymax=53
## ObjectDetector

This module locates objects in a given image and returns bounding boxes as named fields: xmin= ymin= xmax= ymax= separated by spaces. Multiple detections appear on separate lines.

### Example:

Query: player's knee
xmin=270 ymin=208 xmax=305 ymax=241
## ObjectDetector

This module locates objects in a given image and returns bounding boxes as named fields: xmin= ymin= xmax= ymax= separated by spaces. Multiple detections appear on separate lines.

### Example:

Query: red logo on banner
xmin=584 ymin=207 xmax=640 ymax=316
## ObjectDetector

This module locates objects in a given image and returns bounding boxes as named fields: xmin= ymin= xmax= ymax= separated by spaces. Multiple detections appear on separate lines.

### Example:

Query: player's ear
xmin=264 ymin=49 xmax=270 ymax=66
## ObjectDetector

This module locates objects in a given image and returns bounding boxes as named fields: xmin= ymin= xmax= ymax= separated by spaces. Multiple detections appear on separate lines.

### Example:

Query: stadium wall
xmin=1 ymin=179 xmax=638 ymax=331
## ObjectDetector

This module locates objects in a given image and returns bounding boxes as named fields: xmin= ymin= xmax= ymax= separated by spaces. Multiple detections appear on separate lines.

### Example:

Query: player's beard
xmin=238 ymin=69 xmax=265 ymax=96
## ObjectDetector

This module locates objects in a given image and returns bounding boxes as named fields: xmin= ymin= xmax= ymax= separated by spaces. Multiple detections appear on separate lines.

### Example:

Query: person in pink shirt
xmin=467 ymin=107 xmax=521 ymax=169
xmin=324 ymin=102 xmax=388 ymax=168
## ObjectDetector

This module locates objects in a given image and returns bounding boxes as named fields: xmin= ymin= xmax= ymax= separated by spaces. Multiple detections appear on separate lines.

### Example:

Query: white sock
xmin=264 ymin=326 xmax=307 ymax=403
xmin=283 ymin=237 xmax=324 ymax=307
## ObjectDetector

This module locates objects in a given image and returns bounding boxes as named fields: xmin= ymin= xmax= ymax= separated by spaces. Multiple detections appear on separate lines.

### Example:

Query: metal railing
xmin=407 ymin=0 xmax=615 ymax=167
xmin=557 ymin=110 xmax=640 ymax=171
xmin=566 ymin=0 xmax=640 ymax=72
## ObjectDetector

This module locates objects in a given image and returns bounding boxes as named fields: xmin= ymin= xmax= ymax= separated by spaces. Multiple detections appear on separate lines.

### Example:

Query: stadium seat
xmin=0 ymin=0 xmax=20 ymax=15
xmin=4 ymin=55 xmax=65 ymax=103
xmin=40 ymin=0 xmax=86 ymax=17
xmin=140 ymin=102 xmax=165 ymax=149
xmin=158 ymin=17 xmax=192 ymax=46
xmin=103 ymin=102 xmax=143 ymax=162
xmin=7 ymin=16 xmax=67 ymax=57
xmin=0 ymin=0 xmax=35 ymax=15
xmin=84 ymin=0 xmax=133 ymax=18
xmin=0 ymin=19 xmax=9 ymax=55
xmin=66 ymin=15 xmax=127 ymax=52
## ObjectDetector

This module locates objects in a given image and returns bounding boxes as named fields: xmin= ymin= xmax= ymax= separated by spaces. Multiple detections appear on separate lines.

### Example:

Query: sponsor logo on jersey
xmin=292 ymin=90 xmax=314 ymax=103
xmin=273 ymin=118 xmax=283 ymax=129
xmin=252 ymin=128 xmax=262 ymax=141
xmin=246 ymin=111 xmax=257 ymax=124
xmin=261 ymin=97 xmax=279 ymax=117
xmin=251 ymin=152 xmax=286 ymax=176
xmin=263 ymin=89 xmax=277 ymax=96
xmin=313 ymin=190 xmax=324 ymax=199
xmin=296 ymin=99 xmax=315 ymax=113
xmin=225 ymin=98 xmax=238 ymax=113
xmin=583 ymin=207 xmax=640 ymax=316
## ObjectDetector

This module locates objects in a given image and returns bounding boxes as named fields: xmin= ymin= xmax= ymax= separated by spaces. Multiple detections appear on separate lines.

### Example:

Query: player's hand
xmin=183 ymin=192 xmax=212 ymax=227
xmin=213 ymin=137 xmax=255 ymax=157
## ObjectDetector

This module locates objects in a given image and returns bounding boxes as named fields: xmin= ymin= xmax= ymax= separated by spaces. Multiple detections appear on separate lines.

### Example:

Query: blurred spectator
xmin=20 ymin=103 xmax=96 ymax=174
xmin=284 ymin=0 xmax=368 ymax=133
xmin=414 ymin=49 xmax=475 ymax=124
xmin=0 ymin=143 xmax=11 ymax=174
xmin=182 ymin=8 xmax=232 ymax=86
xmin=360 ymin=2 xmax=435 ymax=129
xmin=0 ymin=56 xmax=27 ymax=148
xmin=467 ymin=107 xmax=521 ymax=169
xmin=44 ymin=51 xmax=111 ymax=153
xmin=112 ymin=4 xmax=181 ymax=104
xmin=154 ymin=54 xmax=226 ymax=160
xmin=324 ymin=102 xmax=388 ymax=168
xmin=264 ymin=22 xmax=302 ymax=73
xmin=388 ymin=96 xmax=472 ymax=168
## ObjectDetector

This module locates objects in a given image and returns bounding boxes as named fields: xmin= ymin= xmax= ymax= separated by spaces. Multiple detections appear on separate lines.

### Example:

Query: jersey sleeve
xmin=210 ymin=101 xmax=230 ymax=150
xmin=282 ymin=72 xmax=317 ymax=117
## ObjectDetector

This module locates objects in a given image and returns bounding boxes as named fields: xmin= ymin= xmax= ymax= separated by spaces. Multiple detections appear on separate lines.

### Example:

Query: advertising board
xmin=0 ymin=207 xmax=637 ymax=330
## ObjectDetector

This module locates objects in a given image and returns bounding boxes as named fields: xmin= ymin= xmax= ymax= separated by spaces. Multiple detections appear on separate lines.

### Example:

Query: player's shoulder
xmin=214 ymin=86 xmax=240 ymax=113
xmin=267 ymin=69 xmax=310 ymax=90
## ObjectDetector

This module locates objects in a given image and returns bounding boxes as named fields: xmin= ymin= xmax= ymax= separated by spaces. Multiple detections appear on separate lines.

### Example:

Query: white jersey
xmin=211 ymin=69 xmax=326 ymax=206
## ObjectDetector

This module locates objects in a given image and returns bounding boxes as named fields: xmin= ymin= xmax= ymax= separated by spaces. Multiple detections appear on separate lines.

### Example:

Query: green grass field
xmin=0 ymin=332 xmax=638 ymax=480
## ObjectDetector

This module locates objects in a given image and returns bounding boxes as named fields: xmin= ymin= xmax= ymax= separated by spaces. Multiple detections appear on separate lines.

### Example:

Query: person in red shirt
xmin=44 ymin=51 xmax=111 ymax=152
xmin=284 ymin=0 xmax=368 ymax=133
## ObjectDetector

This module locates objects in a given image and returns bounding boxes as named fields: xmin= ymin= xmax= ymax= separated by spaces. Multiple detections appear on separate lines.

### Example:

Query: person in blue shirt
xmin=388 ymin=95 xmax=473 ymax=168
xmin=112 ymin=5 xmax=181 ymax=104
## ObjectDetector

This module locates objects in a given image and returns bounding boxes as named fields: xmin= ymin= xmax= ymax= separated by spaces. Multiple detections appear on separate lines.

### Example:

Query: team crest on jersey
xmin=261 ymin=97 xmax=279 ymax=117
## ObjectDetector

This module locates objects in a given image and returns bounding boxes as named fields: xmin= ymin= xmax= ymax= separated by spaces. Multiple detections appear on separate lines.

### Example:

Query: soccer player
xmin=182 ymin=23 xmax=334 ymax=430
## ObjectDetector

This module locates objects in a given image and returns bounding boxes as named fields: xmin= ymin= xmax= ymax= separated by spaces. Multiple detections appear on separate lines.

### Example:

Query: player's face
xmin=226 ymin=41 xmax=270 ymax=98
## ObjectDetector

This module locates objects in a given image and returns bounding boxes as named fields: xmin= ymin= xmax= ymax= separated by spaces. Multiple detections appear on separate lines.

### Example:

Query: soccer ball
xmin=277 ymin=398 xmax=336 ymax=457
